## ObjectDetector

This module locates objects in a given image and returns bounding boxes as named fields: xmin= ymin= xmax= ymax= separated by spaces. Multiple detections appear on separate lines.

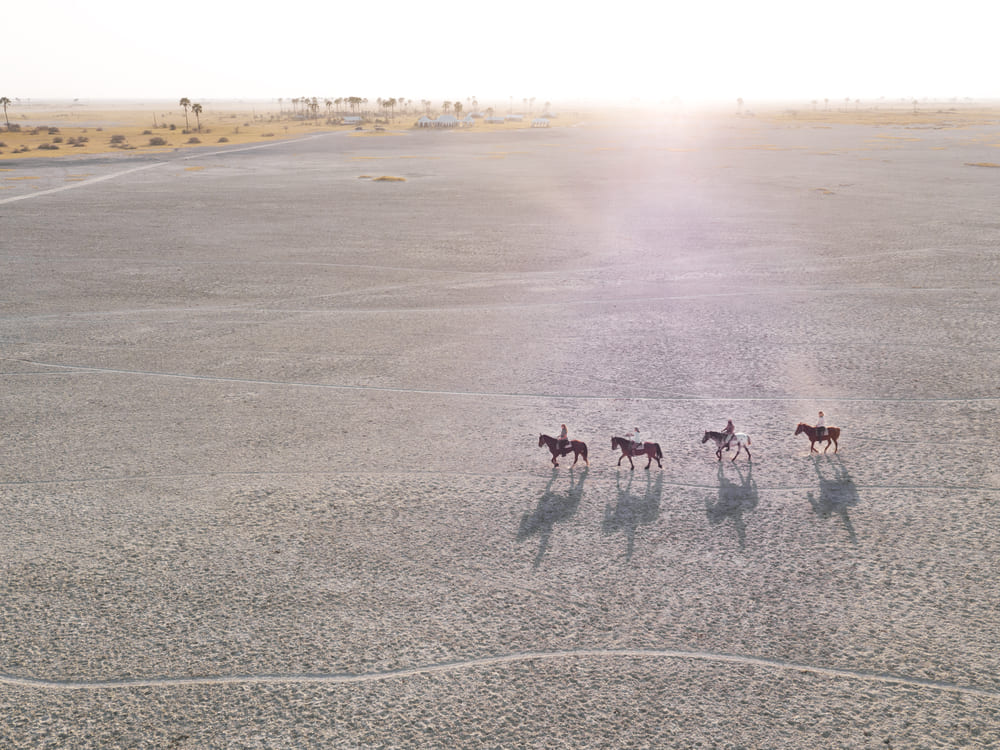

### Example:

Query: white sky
xmin=5 ymin=0 xmax=999 ymax=106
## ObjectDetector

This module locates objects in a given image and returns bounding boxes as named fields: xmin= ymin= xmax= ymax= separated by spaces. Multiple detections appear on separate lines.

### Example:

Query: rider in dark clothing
xmin=557 ymin=424 xmax=569 ymax=452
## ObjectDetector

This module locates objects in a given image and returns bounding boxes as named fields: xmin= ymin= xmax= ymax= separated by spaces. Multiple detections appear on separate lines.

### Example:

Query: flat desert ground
xmin=1 ymin=109 xmax=999 ymax=748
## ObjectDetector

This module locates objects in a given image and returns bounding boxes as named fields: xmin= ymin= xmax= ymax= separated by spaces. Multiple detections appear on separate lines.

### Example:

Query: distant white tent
xmin=416 ymin=116 xmax=434 ymax=128
xmin=531 ymin=118 xmax=550 ymax=128
xmin=435 ymin=114 xmax=458 ymax=128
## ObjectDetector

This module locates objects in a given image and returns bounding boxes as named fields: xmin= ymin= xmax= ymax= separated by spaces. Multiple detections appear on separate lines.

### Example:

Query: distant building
xmin=531 ymin=118 xmax=550 ymax=128
xmin=342 ymin=116 xmax=362 ymax=125
xmin=435 ymin=114 xmax=459 ymax=128
xmin=484 ymin=116 xmax=505 ymax=124
xmin=416 ymin=116 xmax=434 ymax=128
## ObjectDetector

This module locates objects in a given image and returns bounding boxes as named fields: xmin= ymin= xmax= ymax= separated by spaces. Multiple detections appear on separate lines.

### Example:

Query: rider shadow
xmin=705 ymin=462 xmax=759 ymax=550
xmin=807 ymin=456 xmax=860 ymax=545
xmin=603 ymin=471 xmax=663 ymax=561
xmin=517 ymin=467 xmax=589 ymax=569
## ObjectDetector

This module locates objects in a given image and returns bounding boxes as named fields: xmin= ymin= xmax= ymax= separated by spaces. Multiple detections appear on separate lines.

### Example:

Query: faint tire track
xmin=2 ymin=648 xmax=997 ymax=698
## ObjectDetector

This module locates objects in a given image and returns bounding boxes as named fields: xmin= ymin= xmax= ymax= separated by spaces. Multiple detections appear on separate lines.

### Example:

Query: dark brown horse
xmin=611 ymin=436 xmax=663 ymax=470
xmin=539 ymin=433 xmax=589 ymax=467
xmin=795 ymin=423 xmax=840 ymax=453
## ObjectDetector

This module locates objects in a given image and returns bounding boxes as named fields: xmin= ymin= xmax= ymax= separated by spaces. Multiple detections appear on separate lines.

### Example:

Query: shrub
xmin=148 ymin=136 xmax=168 ymax=146
xmin=52 ymin=136 xmax=63 ymax=143
xmin=0 ymin=142 xmax=6 ymax=148
xmin=169 ymin=123 xmax=176 ymax=130
xmin=142 ymin=129 xmax=152 ymax=135
xmin=186 ymin=137 xmax=201 ymax=144
xmin=48 ymin=127 xmax=60 ymax=134
xmin=37 ymin=143 xmax=60 ymax=150
xmin=262 ymin=132 xmax=275 ymax=137
xmin=217 ymin=136 xmax=229 ymax=143
xmin=110 ymin=134 xmax=126 ymax=144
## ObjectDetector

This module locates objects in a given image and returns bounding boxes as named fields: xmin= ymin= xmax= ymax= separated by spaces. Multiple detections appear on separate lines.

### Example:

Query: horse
xmin=611 ymin=436 xmax=663 ymax=470
xmin=795 ymin=423 xmax=840 ymax=453
xmin=538 ymin=433 xmax=589 ymax=467
xmin=701 ymin=431 xmax=752 ymax=462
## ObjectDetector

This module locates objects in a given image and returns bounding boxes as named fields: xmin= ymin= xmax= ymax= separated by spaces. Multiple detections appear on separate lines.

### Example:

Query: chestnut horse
xmin=795 ymin=423 xmax=840 ymax=453
xmin=702 ymin=431 xmax=752 ymax=462
xmin=611 ymin=436 xmax=663 ymax=470
xmin=538 ymin=433 xmax=589 ymax=467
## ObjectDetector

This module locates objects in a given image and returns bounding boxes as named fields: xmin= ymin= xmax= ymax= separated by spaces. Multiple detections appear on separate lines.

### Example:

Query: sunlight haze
xmin=5 ymin=0 xmax=999 ymax=104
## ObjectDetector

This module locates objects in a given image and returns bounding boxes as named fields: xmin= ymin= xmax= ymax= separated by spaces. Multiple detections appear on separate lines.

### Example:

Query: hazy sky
xmin=6 ymin=0 xmax=998 ymax=105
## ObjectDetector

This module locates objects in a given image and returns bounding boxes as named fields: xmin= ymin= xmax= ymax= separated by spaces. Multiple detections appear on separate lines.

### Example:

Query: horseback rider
xmin=626 ymin=427 xmax=643 ymax=453
xmin=816 ymin=411 xmax=826 ymax=438
xmin=722 ymin=419 xmax=735 ymax=451
xmin=557 ymin=424 xmax=569 ymax=452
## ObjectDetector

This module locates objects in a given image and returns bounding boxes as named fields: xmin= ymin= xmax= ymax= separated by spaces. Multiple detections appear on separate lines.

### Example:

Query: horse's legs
xmin=833 ymin=437 xmax=839 ymax=453
xmin=570 ymin=451 xmax=579 ymax=467
xmin=617 ymin=454 xmax=624 ymax=466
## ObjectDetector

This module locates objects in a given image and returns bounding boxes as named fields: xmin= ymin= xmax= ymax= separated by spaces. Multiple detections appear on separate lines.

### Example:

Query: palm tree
xmin=179 ymin=97 xmax=191 ymax=129
xmin=453 ymin=101 xmax=463 ymax=118
xmin=0 ymin=96 xmax=10 ymax=129
xmin=192 ymin=102 xmax=203 ymax=132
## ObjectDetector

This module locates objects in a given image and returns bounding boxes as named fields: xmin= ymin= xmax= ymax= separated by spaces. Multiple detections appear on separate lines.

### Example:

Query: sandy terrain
xmin=1 ymin=106 xmax=999 ymax=748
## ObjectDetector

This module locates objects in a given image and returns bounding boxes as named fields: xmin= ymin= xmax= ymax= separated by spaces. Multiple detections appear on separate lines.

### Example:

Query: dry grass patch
xmin=373 ymin=175 xmax=406 ymax=181
xmin=965 ymin=162 xmax=1000 ymax=168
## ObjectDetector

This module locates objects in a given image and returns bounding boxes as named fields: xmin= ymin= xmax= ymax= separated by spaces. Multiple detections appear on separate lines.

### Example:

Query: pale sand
xmin=1 ymin=108 xmax=998 ymax=747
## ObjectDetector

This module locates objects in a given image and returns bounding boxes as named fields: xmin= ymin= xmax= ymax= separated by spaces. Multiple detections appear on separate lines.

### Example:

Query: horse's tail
xmin=656 ymin=444 xmax=663 ymax=460
xmin=746 ymin=436 xmax=752 ymax=446
xmin=580 ymin=443 xmax=589 ymax=461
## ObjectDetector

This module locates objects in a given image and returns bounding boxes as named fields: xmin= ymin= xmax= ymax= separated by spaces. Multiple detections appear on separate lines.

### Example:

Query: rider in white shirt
xmin=626 ymin=427 xmax=642 ymax=452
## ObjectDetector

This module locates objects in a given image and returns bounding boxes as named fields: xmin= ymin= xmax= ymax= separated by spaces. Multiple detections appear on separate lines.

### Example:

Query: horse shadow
xmin=807 ymin=456 xmax=860 ymax=545
xmin=705 ymin=462 xmax=759 ymax=550
xmin=603 ymin=470 xmax=663 ymax=561
xmin=517 ymin=467 xmax=589 ymax=569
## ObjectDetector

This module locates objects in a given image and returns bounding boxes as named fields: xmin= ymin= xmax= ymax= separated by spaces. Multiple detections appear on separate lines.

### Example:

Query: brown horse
xmin=611 ymin=436 xmax=663 ymax=470
xmin=795 ymin=423 xmax=840 ymax=453
xmin=538 ymin=433 xmax=589 ymax=467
